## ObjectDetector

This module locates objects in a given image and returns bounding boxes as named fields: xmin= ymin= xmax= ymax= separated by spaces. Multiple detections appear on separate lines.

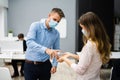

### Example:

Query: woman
xmin=58 ymin=12 xmax=111 ymax=80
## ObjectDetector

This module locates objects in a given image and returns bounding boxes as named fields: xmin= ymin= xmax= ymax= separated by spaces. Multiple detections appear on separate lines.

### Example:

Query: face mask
xmin=49 ymin=19 xmax=58 ymax=28
xmin=81 ymin=29 xmax=89 ymax=37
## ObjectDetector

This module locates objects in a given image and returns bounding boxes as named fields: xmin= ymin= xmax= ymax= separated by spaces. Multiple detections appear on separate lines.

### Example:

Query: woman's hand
xmin=57 ymin=54 xmax=73 ymax=67
xmin=57 ymin=56 xmax=65 ymax=62
xmin=63 ymin=52 xmax=72 ymax=58
xmin=57 ymin=52 xmax=71 ymax=62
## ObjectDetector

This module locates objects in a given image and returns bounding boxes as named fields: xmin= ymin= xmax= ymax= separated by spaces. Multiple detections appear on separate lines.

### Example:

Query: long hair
xmin=78 ymin=12 xmax=111 ymax=64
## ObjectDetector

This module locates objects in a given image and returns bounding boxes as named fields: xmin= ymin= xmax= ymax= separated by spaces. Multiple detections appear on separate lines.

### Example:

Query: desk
xmin=110 ymin=52 xmax=120 ymax=80
xmin=1 ymin=52 xmax=120 ymax=60
xmin=0 ymin=51 xmax=120 ymax=60
xmin=0 ymin=52 xmax=25 ymax=60
xmin=76 ymin=51 xmax=120 ymax=59
xmin=110 ymin=52 xmax=120 ymax=59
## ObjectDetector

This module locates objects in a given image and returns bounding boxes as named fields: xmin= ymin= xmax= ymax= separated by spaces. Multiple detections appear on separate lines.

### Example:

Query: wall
xmin=0 ymin=0 xmax=8 ymax=8
xmin=7 ymin=0 xmax=76 ymax=52
xmin=0 ymin=0 xmax=8 ymax=38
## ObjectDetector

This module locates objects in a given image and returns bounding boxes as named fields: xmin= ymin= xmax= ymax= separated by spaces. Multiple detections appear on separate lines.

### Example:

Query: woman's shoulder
xmin=84 ymin=40 xmax=98 ymax=53
xmin=86 ymin=40 xmax=96 ymax=47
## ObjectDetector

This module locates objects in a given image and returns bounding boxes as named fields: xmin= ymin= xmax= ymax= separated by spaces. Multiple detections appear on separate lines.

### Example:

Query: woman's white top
xmin=71 ymin=40 xmax=102 ymax=80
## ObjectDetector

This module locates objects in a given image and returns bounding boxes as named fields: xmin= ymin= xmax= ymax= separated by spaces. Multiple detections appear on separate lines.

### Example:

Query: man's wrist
xmin=45 ymin=48 xmax=51 ymax=55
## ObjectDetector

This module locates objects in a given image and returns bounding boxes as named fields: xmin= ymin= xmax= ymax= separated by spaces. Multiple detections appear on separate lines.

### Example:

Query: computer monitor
xmin=0 ymin=40 xmax=23 ymax=53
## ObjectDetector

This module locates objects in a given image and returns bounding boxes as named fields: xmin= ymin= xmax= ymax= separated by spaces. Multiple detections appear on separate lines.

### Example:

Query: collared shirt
xmin=71 ymin=40 xmax=102 ymax=80
xmin=25 ymin=19 xmax=60 ymax=66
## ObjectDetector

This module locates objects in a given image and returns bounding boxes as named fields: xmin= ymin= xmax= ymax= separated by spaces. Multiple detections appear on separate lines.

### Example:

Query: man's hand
xmin=50 ymin=66 xmax=57 ymax=74
xmin=45 ymin=48 xmax=60 ymax=59
xmin=45 ymin=48 xmax=53 ymax=55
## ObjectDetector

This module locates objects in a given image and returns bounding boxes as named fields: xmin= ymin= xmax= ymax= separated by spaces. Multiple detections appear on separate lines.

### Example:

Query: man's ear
xmin=48 ymin=13 xmax=51 ymax=17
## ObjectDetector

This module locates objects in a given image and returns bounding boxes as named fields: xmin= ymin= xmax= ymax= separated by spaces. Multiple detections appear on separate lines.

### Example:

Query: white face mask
xmin=81 ymin=29 xmax=89 ymax=37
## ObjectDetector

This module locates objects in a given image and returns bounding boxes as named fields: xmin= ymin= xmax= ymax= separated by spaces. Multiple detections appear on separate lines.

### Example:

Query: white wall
xmin=0 ymin=7 xmax=7 ymax=38
xmin=0 ymin=0 xmax=8 ymax=8
xmin=0 ymin=0 xmax=8 ymax=38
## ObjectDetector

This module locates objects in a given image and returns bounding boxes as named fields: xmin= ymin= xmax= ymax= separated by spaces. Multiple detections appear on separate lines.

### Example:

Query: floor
xmin=2 ymin=59 xmax=111 ymax=80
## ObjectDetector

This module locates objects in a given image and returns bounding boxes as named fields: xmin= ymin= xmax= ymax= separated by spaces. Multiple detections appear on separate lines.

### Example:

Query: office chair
xmin=0 ymin=67 xmax=12 ymax=80
xmin=109 ymin=67 xmax=113 ymax=80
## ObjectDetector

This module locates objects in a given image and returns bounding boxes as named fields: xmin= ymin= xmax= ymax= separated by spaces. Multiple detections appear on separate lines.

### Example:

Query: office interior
xmin=0 ymin=0 xmax=120 ymax=80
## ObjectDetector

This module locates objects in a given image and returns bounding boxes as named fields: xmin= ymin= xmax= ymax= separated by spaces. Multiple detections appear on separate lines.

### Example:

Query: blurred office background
xmin=0 ymin=0 xmax=120 ymax=52
xmin=0 ymin=0 xmax=120 ymax=80
xmin=0 ymin=0 xmax=76 ymax=53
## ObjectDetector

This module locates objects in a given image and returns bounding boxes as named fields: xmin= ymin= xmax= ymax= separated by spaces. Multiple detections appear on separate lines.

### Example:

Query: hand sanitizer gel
xmin=57 ymin=52 xmax=64 ymax=56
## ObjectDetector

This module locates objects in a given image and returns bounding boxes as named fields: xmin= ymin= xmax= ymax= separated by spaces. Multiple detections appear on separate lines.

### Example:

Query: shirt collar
xmin=40 ymin=18 xmax=53 ymax=31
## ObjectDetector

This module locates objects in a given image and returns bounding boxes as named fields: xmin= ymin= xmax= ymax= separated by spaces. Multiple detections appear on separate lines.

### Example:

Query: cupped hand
xmin=57 ymin=54 xmax=68 ymax=63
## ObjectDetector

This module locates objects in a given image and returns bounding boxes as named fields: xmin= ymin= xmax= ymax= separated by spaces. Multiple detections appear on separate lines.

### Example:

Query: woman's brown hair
xmin=78 ymin=12 xmax=111 ymax=64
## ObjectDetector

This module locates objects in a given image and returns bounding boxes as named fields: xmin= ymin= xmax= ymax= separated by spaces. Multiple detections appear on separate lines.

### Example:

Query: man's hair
xmin=51 ymin=8 xmax=65 ymax=18
xmin=18 ymin=33 xmax=24 ymax=39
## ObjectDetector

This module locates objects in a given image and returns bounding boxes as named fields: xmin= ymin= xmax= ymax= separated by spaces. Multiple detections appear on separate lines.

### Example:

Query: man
xmin=11 ymin=33 xmax=27 ymax=77
xmin=24 ymin=8 xmax=65 ymax=80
